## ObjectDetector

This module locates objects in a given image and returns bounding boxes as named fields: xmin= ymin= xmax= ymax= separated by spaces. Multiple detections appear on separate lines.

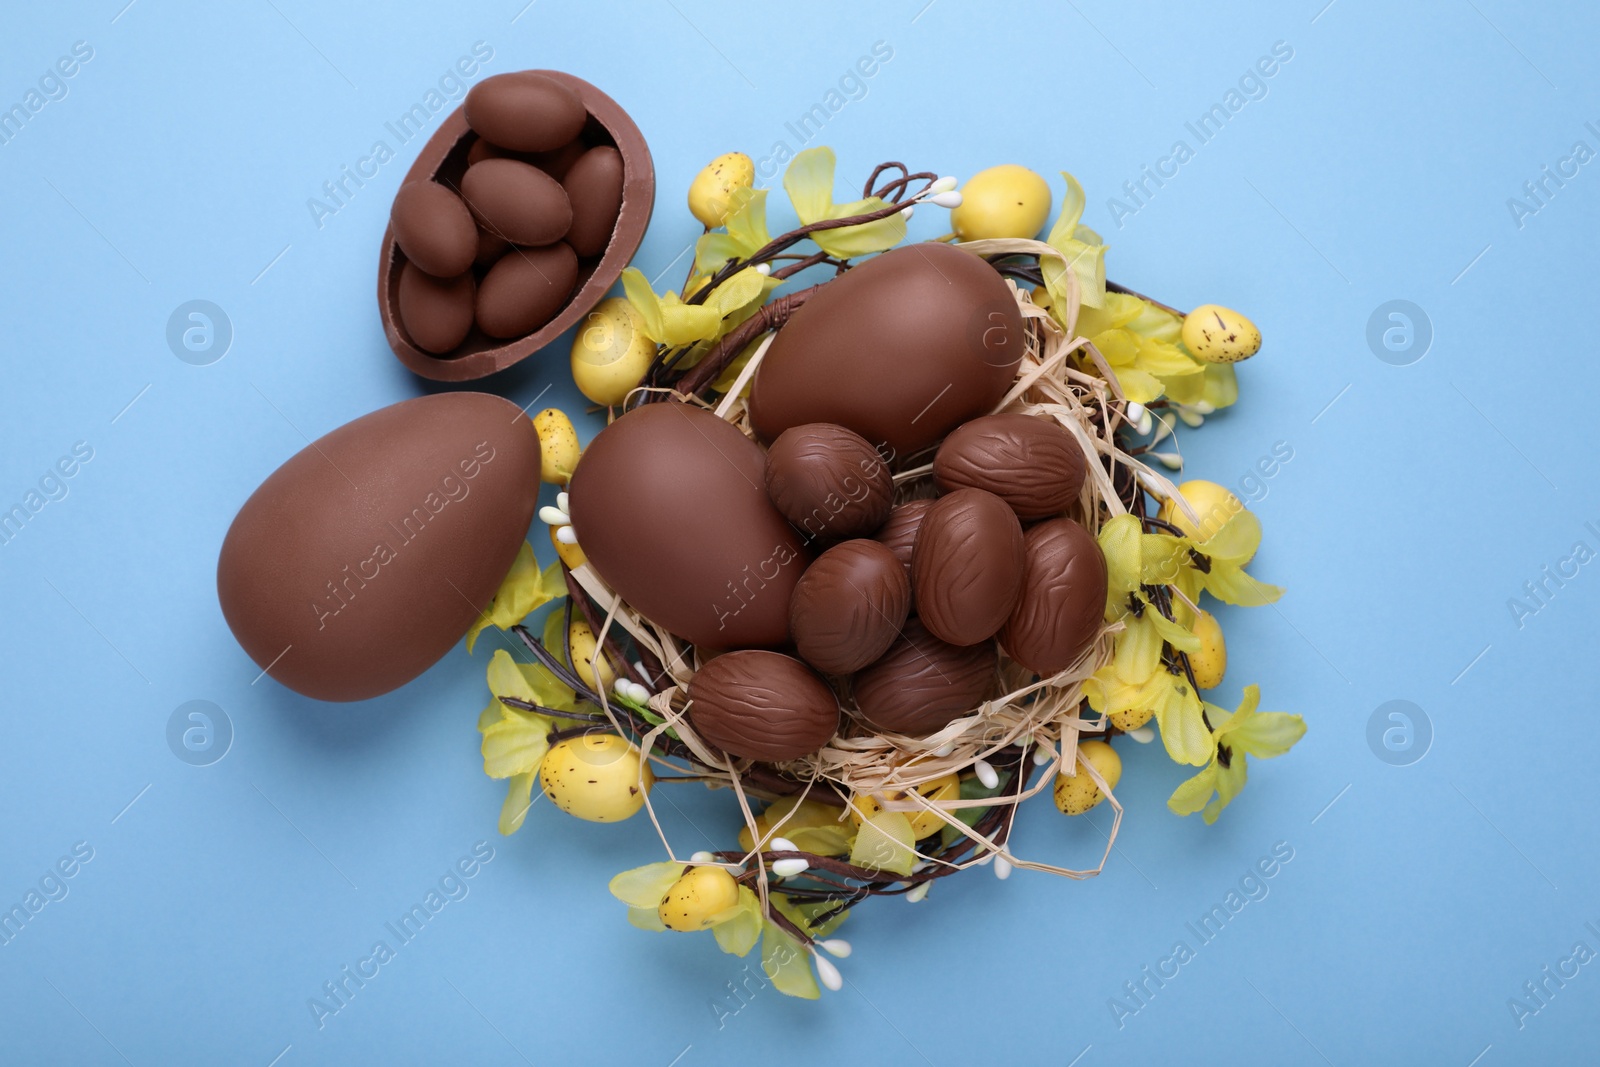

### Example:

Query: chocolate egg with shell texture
xmin=911 ymin=488 xmax=1025 ymax=647
xmin=764 ymin=423 xmax=893 ymax=542
xmin=789 ymin=540 xmax=910 ymax=675
xmin=567 ymin=402 xmax=809 ymax=649
xmin=852 ymin=619 xmax=999 ymax=736
xmin=1000 ymin=518 xmax=1107 ymax=676
xmin=216 ymin=393 xmax=541 ymax=701
xmin=933 ymin=412 xmax=1086 ymax=520
xmin=688 ymin=650 xmax=841 ymax=762
xmin=748 ymin=243 xmax=1025 ymax=457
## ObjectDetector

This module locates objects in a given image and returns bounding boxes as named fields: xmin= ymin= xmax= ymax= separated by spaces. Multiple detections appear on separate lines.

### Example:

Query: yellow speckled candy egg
xmin=1054 ymin=740 xmax=1122 ymax=815
xmin=531 ymin=408 xmax=581 ymax=485
xmin=658 ymin=865 xmax=741 ymax=931
xmin=570 ymin=298 xmax=655 ymax=407
xmin=848 ymin=773 xmax=960 ymax=840
xmin=687 ymin=152 xmax=755 ymax=228
xmin=1188 ymin=611 xmax=1227 ymax=689
xmin=951 ymin=165 xmax=1052 ymax=240
xmin=539 ymin=734 xmax=652 ymax=822
xmin=1182 ymin=305 xmax=1261 ymax=363
xmin=566 ymin=620 xmax=616 ymax=694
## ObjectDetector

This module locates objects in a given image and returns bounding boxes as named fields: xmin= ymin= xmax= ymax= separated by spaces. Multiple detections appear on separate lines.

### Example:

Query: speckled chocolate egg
xmin=748 ymin=242 xmax=1025 ymax=456
xmin=464 ymin=71 xmax=587 ymax=153
xmin=396 ymin=263 xmax=474 ymax=355
xmin=563 ymin=146 xmax=625 ymax=258
xmin=687 ymin=650 xmax=840 ymax=762
xmin=390 ymin=181 xmax=478 ymax=279
xmin=567 ymin=402 xmax=810 ymax=649
xmin=459 ymin=159 xmax=573 ymax=247
xmin=852 ymin=619 xmax=998 ymax=736
xmin=912 ymin=488 xmax=1025 ymax=646
xmin=934 ymin=413 xmax=1086 ymax=520
xmin=1000 ymin=518 xmax=1107 ymax=677
xmin=789 ymin=540 xmax=910 ymax=675
xmin=475 ymin=243 xmax=578 ymax=339
xmin=873 ymin=499 xmax=932 ymax=581
xmin=216 ymin=393 xmax=541 ymax=701
xmin=764 ymin=423 xmax=893 ymax=542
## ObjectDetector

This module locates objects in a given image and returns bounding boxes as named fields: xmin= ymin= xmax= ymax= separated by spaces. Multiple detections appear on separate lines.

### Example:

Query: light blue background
xmin=1 ymin=1 xmax=1595 ymax=1063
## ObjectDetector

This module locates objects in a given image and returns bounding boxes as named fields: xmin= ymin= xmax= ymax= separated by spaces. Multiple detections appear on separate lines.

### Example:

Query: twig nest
xmin=687 ymin=651 xmax=841 ymax=762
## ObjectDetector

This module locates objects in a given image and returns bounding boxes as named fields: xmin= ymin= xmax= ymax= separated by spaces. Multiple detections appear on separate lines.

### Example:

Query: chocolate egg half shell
xmin=912 ymin=488 xmax=1025 ymax=647
xmin=934 ymin=412 xmax=1086 ymax=520
xmin=789 ymin=540 xmax=910 ymax=675
xmin=748 ymin=242 xmax=1025 ymax=457
xmin=216 ymin=393 xmax=541 ymax=702
xmin=764 ymin=423 xmax=893 ymax=542
xmin=1000 ymin=518 xmax=1107 ymax=676
xmin=852 ymin=619 xmax=999 ymax=736
xmin=567 ymin=402 xmax=809 ymax=648
xmin=687 ymin=650 xmax=840 ymax=762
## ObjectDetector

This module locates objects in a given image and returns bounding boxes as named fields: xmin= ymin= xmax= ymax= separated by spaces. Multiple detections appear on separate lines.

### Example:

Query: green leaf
xmin=849 ymin=810 xmax=916 ymax=876
xmin=783 ymin=147 xmax=836 ymax=225
xmin=498 ymin=771 xmax=537 ymax=835
xmin=761 ymin=922 xmax=819 ymax=999
xmin=608 ymin=861 xmax=684 ymax=908
xmin=711 ymin=886 xmax=762 ymax=957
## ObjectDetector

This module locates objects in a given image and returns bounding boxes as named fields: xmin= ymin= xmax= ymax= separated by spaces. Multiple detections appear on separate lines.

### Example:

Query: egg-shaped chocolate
xmin=563 ymin=146 xmax=625 ymax=258
xmin=688 ymin=650 xmax=840 ymax=762
xmin=474 ymin=228 xmax=510 ymax=269
xmin=397 ymin=263 xmax=475 ymax=355
xmin=389 ymin=181 xmax=478 ymax=279
xmin=748 ymin=243 xmax=1025 ymax=456
xmin=912 ymin=488 xmax=1024 ymax=646
xmin=764 ymin=423 xmax=893 ymax=542
xmin=568 ymin=402 xmax=810 ymax=648
xmin=467 ymin=136 xmax=590 ymax=181
xmin=1000 ymin=518 xmax=1107 ymax=676
xmin=853 ymin=619 xmax=998 ymax=736
xmin=934 ymin=413 xmax=1086 ymax=520
xmin=873 ymin=499 xmax=932 ymax=579
xmin=789 ymin=540 xmax=910 ymax=675
xmin=217 ymin=393 xmax=541 ymax=702
xmin=460 ymin=159 xmax=573 ymax=247
xmin=476 ymin=243 xmax=578 ymax=339
xmin=464 ymin=71 xmax=587 ymax=153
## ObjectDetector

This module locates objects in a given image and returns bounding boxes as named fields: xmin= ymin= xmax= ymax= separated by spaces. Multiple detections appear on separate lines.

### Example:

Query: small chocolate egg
xmin=464 ymin=71 xmax=587 ymax=153
xmin=459 ymin=159 xmax=573 ymax=247
xmin=466 ymin=136 xmax=590 ymax=181
xmin=688 ymin=650 xmax=840 ymax=762
xmin=216 ymin=393 xmax=541 ymax=702
xmin=568 ymin=402 xmax=810 ymax=648
xmin=764 ymin=423 xmax=893 ymax=542
xmin=473 ymin=228 xmax=510 ymax=269
xmin=563 ymin=146 xmax=625 ymax=258
xmin=912 ymin=488 xmax=1024 ymax=646
xmin=789 ymin=540 xmax=910 ymax=675
xmin=476 ymin=243 xmax=578 ymax=339
xmin=390 ymin=181 xmax=478 ymax=279
xmin=397 ymin=263 xmax=475 ymax=355
xmin=748 ymin=242 xmax=1025 ymax=456
xmin=873 ymin=499 xmax=933 ymax=580
xmin=852 ymin=619 xmax=998 ymax=736
xmin=934 ymin=413 xmax=1086 ymax=520
xmin=1000 ymin=518 xmax=1107 ymax=676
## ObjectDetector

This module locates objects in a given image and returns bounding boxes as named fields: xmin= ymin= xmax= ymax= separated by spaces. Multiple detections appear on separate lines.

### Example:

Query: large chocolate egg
xmin=1000 ymin=518 xmax=1107 ymax=676
xmin=687 ymin=650 xmax=840 ymax=762
xmin=464 ymin=72 xmax=587 ymax=153
xmin=764 ymin=423 xmax=893 ymax=542
xmin=912 ymin=488 xmax=1025 ymax=646
xmin=567 ymin=402 xmax=809 ymax=648
xmin=216 ymin=393 xmax=540 ymax=702
xmin=789 ymin=540 xmax=910 ymax=675
xmin=852 ymin=619 xmax=998 ymax=736
xmin=934 ymin=413 xmax=1086 ymax=520
xmin=748 ymin=243 xmax=1025 ymax=457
